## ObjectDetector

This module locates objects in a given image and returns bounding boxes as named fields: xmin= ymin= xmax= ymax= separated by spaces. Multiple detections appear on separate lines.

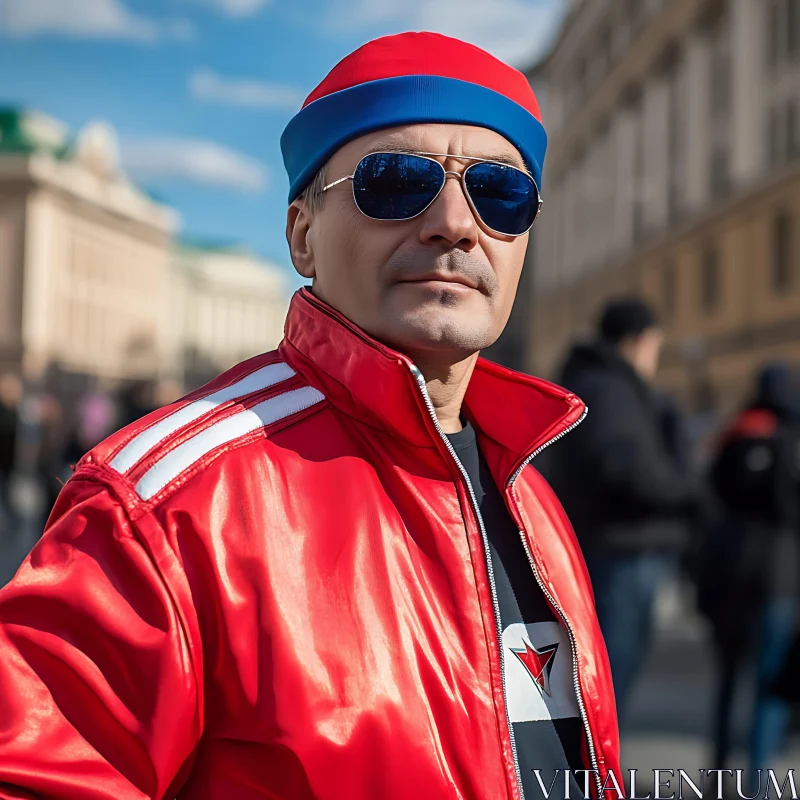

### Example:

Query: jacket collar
xmin=280 ymin=288 xmax=585 ymax=481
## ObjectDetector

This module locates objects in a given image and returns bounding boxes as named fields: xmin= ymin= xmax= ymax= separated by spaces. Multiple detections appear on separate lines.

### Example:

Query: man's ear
xmin=286 ymin=201 xmax=315 ymax=280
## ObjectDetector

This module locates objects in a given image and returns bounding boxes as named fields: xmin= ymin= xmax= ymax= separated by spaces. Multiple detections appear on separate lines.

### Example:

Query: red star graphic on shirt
xmin=511 ymin=640 xmax=559 ymax=697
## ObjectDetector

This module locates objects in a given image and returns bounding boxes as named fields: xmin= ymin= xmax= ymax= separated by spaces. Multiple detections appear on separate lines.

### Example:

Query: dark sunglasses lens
xmin=353 ymin=153 xmax=443 ymax=220
xmin=464 ymin=162 xmax=539 ymax=235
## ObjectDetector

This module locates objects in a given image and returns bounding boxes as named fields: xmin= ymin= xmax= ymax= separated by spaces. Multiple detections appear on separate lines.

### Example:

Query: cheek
xmin=340 ymin=205 xmax=371 ymax=265
xmin=487 ymin=241 xmax=527 ymax=309
xmin=340 ymin=210 xmax=410 ymax=276
xmin=315 ymin=205 xmax=401 ymax=296
xmin=313 ymin=205 xmax=364 ymax=280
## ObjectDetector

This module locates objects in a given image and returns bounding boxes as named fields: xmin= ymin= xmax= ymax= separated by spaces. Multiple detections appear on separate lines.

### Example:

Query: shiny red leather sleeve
xmin=0 ymin=475 xmax=202 ymax=799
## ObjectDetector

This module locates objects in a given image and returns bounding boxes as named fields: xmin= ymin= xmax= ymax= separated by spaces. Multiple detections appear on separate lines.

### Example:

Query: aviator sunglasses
xmin=322 ymin=151 xmax=542 ymax=237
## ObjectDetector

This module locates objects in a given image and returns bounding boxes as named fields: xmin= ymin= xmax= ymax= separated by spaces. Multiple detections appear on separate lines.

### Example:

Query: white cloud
xmin=183 ymin=0 xmax=272 ymax=17
xmin=0 ymin=0 xmax=194 ymax=42
xmin=190 ymin=69 xmax=303 ymax=110
xmin=320 ymin=0 xmax=566 ymax=68
xmin=122 ymin=138 xmax=269 ymax=193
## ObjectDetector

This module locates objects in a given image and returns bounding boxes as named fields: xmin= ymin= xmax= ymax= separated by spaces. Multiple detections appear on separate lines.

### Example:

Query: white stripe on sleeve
xmin=110 ymin=361 xmax=296 ymax=475
xmin=134 ymin=385 xmax=325 ymax=501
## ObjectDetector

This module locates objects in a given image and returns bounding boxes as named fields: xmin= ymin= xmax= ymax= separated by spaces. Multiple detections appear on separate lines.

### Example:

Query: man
xmin=0 ymin=373 xmax=20 ymax=532
xmin=701 ymin=364 xmax=800 ymax=777
xmin=543 ymin=298 xmax=702 ymax=716
xmin=0 ymin=33 xmax=619 ymax=800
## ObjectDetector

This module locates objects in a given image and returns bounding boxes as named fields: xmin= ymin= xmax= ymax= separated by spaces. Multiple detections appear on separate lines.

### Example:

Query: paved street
xmin=620 ymin=582 xmax=800 ymax=796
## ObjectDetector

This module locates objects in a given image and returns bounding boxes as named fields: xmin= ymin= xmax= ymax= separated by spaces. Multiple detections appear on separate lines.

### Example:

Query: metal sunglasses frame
xmin=321 ymin=150 xmax=543 ymax=237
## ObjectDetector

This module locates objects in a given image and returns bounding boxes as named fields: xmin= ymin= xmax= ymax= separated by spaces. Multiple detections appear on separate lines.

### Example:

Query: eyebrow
xmin=365 ymin=141 xmax=526 ymax=170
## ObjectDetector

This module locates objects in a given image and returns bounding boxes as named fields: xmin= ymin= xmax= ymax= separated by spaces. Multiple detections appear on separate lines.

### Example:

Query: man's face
xmin=629 ymin=327 xmax=665 ymax=381
xmin=286 ymin=123 xmax=531 ymax=361
xmin=0 ymin=374 xmax=21 ymax=408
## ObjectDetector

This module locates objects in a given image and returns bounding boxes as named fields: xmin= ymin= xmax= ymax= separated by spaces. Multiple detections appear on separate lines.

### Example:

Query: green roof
xmin=178 ymin=236 xmax=248 ymax=255
xmin=0 ymin=107 xmax=71 ymax=158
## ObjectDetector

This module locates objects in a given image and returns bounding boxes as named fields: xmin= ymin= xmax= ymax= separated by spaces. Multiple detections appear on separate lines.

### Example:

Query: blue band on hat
xmin=281 ymin=74 xmax=547 ymax=203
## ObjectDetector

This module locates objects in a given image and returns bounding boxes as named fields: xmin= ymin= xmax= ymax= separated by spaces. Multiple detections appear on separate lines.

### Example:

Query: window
xmin=701 ymin=245 xmax=720 ymax=312
xmin=710 ymin=47 xmax=731 ymax=119
xmin=667 ymin=72 xmax=681 ymax=221
xmin=789 ymin=0 xmax=799 ymax=58
xmin=631 ymin=200 xmax=646 ymax=245
xmin=668 ymin=177 xmax=681 ymax=224
xmin=769 ymin=1 xmax=781 ymax=68
xmin=767 ymin=100 xmax=800 ymax=166
xmin=575 ymin=60 xmax=587 ymax=98
xmin=709 ymin=147 xmax=730 ymax=199
xmin=768 ymin=0 xmax=800 ymax=67
xmin=663 ymin=259 xmax=677 ymax=321
xmin=598 ymin=26 xmax=613 ymax=72
xmin=788 ymin=99 xmax=800 ymax=159
xmin=773 ymin=211 xmax=793 ymax=292
xmin=629 ymin=0 xmax=644 ymax=35
xmin=769 ymin=105 xmax=783 ymax=166
xmin=667 ymin=79 xmax=680 ymax=161
xmin=632 ymin=113 xmax=645 ymax=241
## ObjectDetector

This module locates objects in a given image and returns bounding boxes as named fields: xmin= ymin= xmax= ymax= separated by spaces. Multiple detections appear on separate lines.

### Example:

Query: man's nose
xmin=417 ymin=173 xmax=480 ymax=250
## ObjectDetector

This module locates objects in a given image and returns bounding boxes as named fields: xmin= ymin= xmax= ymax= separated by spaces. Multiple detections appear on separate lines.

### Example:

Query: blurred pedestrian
xmin=0 ymin=373 xmax=21 ymax=532
xmin=55 ymin=390 xmax=115 ymax=484
xmin=117 ymin=379 xmax=157 ymax=428
xmin=33 ymin=393 xmax=64 ymax=522
xmin=543 ymin=296 xmax=703 ymax=717
xmin=698 ymin=363 xmax=800 ymax=776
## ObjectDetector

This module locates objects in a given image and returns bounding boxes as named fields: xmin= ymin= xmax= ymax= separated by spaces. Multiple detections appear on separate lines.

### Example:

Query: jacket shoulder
xmin=79 ymin=350 xmax=327 ymax=510
xmin=562 ymin=359 xmax=629 ymax=404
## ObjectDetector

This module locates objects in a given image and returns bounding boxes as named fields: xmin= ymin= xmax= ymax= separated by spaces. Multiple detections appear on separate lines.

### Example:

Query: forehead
xmin=331 ymin=123 xmax=527 ymax=171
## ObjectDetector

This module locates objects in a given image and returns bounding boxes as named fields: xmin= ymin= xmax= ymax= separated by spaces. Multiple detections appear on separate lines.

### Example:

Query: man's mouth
xmin=396 ymin=272 xmax=479 ymax=291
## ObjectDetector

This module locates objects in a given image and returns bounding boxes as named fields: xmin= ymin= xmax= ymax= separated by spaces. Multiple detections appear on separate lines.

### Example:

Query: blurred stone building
xmin=170 ymin=241 xmax=289 ymax=389
xmin=0 ymin=108 xmax=177 ymax=404
xmin=0 ymin=107 xmax=290 ymax=417
xmin=529 ymin=0 xmax=800 ymax=416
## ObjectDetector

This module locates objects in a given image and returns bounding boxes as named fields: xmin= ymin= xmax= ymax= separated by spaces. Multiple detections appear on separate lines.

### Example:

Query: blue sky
xmin=0 ymin=0 xmax=566 ymax=290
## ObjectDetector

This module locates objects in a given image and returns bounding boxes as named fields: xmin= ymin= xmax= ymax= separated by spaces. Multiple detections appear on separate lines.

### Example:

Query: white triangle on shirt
xmin=502 ymin=621 xmax=581 ymax=723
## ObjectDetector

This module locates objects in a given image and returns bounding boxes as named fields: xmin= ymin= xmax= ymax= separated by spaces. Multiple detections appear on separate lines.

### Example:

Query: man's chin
xmin=378 ymin=307 xmax=495 ymax=359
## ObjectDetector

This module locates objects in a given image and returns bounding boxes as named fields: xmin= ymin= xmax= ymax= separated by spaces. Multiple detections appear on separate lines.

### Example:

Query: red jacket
xmin=0 ymin=289 xmax=620 ymax=800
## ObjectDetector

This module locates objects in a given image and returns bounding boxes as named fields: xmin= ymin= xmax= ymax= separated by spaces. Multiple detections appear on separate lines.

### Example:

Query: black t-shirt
xmin=446 ymin=422 xmax=585 ymax=800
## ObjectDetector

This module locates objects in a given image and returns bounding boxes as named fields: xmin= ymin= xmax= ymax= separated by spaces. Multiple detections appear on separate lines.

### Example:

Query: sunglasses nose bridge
xmin=436 ymin=169 xmax=474 ymax=211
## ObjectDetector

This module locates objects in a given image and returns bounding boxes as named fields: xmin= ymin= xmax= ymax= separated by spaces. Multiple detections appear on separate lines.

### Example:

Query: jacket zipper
xmin=506 ymin=407 xmax=605 ymax=800
xmin=297 ymin=299 xmax=600 ymax=797
xmin=408 ymin=365 xmax=527 ymax=800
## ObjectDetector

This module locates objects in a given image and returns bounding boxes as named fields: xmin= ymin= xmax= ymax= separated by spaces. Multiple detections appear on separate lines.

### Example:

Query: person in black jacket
xmin=542 ymin=297 xmax=702 ymax=716
xmin=700 ymin=363 xmax=800 ymax=778
xmin=0 ymin=374 xmax=21 ymax=534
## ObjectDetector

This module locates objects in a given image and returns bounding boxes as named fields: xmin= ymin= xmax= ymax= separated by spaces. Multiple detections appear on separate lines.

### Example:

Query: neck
xmin=413 ymin=352 xmax=479 ymax=434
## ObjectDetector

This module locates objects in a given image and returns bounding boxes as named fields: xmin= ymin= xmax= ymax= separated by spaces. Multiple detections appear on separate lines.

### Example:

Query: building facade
xmin=0 ymin=109 xmax=178 ymax=402
xmin=530 ymin=0 xmax=800 ymax=416
xmin=0 ymin=108 xmax=291 ymax=407
xmin=170 ymin=242 xmax=290 ymax=390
